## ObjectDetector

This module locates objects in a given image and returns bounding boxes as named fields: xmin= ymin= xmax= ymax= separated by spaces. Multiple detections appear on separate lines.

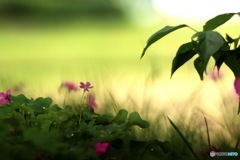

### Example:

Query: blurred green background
xmin=0 ymin=0 xmax=239 ymax=116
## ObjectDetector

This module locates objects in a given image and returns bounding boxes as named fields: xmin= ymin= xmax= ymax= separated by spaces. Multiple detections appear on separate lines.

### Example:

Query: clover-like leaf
xmin=10 ymin=94 xmax=30 ymax=105
xmin=29 ymin=97 xmax=53 ymax=115
xmin=96 ymin=113 xmax=114 ymax=125
xmin=114 ymin=109 xmax=128 ymax=125
xmin=127 ymin=112 xmax=149 ymax=128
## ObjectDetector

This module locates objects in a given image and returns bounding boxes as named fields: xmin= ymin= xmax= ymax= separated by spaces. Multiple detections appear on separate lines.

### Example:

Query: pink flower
xmin=94 ymin=142 xmax=110 ymax=157
xmin=0 ymin=90 xmax=11 ymax=105
xmin=209 ymin=68 xmax=223 ymax=81
xmin=234 ymin=77 xmax=240 ymax=96
xmin=86 ymin=93 xmax=97 ymax=110
xmin=79 ymin=82 xmax=93 ymax=92
xmin=61 ymin=81 xmax=79 ymax=92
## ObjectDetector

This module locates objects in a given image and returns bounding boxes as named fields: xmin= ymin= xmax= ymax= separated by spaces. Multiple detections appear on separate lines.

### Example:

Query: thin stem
xmin=188 ymin=26 xmax=198 ymax=32
xmin=234 ymin=136 xmax=240 ymax=152
xmin=80 ymin=91 xmax=85 ymax=104
xmin=203 ymin=114 xmax=211 ymax=149
xmin=238 ymin=97 xmax=240 ymax=114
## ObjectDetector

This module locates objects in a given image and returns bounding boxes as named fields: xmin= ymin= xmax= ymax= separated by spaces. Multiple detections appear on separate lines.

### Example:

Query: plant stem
xmin=188 ymin=26 xmax=198 ymax=32
xmin=166 ymin=116 xmax=200 ymax=160
xmin=234 ymin=136 xmax=240 ymax=152
xmin=203 ymin=114 xmax=211 ymax=149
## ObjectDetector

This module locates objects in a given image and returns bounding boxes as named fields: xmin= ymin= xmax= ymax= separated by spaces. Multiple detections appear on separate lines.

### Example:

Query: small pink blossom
xmin=94 ymin=142 xmax=110 ymax=157
xmin=79 ymin=82 xmax=93 ymax=92
xmin=0 ymin=90 xmax=11 ymax=105
xmin=208 ymin=68 xmax=223 ymax=81
xmin=61 ymin=81 xmax=79 ymax=92
xmin=86 ymin=93 xmax=97 ymax=110
xmin=234 ymin=77 xmax=240 ymax=96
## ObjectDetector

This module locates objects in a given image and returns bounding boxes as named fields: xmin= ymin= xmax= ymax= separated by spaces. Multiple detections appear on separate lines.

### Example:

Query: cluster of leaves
xmin=0 ymin=93 xmax=178 ymax=160
xmin=141 ymin=12 xmax=240 ymax=80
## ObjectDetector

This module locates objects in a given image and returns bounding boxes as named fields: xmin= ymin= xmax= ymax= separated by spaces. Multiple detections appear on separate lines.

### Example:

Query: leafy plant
xmin=141 ymin=12 xmax=240 ymax=113
xmin=2 ymin=85 xmax=194 ymax=160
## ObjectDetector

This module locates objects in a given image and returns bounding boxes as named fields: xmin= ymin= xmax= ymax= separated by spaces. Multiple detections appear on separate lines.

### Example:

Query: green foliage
xmin=141 ymin=12 xmax=240 ymax=80
xmin=0 ymin=94 xmax=154 ymax=159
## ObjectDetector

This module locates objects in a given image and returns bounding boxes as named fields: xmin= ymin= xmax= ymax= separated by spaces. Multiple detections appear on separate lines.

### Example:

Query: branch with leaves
xmin=141 ymin=12 xmax=240 ymax=113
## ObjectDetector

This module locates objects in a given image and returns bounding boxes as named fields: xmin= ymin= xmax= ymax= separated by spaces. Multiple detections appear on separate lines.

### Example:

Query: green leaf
xmin=226 ymin=34 xmax=234 ymax=43
xmin=213 ymin=51 xmax=228 ymax=70
xmin=212 ymin=42 xmax=230 ymax=70
xmin=233 ymin=36 xmax=240 ymax=50
xmin=221 ymin=48 xmax=240 ymax=77
xmin=192 ymin=31 xmax=225 ymax=78
xmin=10 ymin=94 xmax=30 ymax=105
xmin=34 ymin=97 xmax=52 ymax=108
xmin=0 ymin=107 xmax=13 ymax=119
xmin=96 ymin=113 xmax=114 ymax=124
xmin=203 ymin=13 xmax=235 ymax=31
xmin=171 ymin=42 xmax=196 ymax=77
xmin=46 ymin=104 xmax=62 ymax=112
xmin=127 ymin=112 xmax=149 ymax=128
xmin=114 ymin=109 xmax=128 ymax=125
xmin=194 ymin=57 xmax=204 ymax=80
xmin=29 ymin=97 xmax=53 ymax=115
xmin=14 ymin=105 xmax=34 ymax=114
xmin=141 ymin=24 xmax=189 ymax=58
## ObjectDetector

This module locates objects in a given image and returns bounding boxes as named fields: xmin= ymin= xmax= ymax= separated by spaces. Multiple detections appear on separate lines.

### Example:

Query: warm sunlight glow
xmin=152 ymin=0 xmax=240 ymax=20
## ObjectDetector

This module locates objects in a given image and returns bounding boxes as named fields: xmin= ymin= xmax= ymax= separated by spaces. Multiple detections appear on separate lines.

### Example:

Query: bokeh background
xmin=0 ymin=0 xmax=240 ymax=118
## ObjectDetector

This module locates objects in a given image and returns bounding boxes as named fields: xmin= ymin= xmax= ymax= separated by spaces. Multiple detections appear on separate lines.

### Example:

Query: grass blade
xmin=234 ymin=136 xmax=240 ymax=152
xmin=203 ymin=113 xmax=211 ymax=149
xmin=166 ymin=116 xmax=199 ymax=160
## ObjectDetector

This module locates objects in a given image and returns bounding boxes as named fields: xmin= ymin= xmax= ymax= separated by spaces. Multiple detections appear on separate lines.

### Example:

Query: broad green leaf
xmin=222 ymin=48 xmax=240 ymax=77
xmin=114 ymin=109 xmax=128 ymax=125
xmin=192 ymin=31 xmax=225 ymax=78
xmin=226 ymin=34 xmax=240 ymax=50
xmin=192 ymin=31 xmax=225 ymax=58
xmin=226 ymin=34 xmax=234 ymax=43
xmin=213 ymin=51 xmax=228 ymax=70
xmin=141 ymin=24 xmax=189 ymax=58
xmin=194 ymin=57 xmax=204 ymax=80
xmin=212 ymin=42 xmax=230 ymax=70
xmin=203 ymin=13 xmax=235 ymax=31
xmin=171 ymin=42 xmax=196 ymax=77
xmin=127 ymin=112 xmax=149 ymax=128
xmin=234 ymin=36 xmax=240 ymax=50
